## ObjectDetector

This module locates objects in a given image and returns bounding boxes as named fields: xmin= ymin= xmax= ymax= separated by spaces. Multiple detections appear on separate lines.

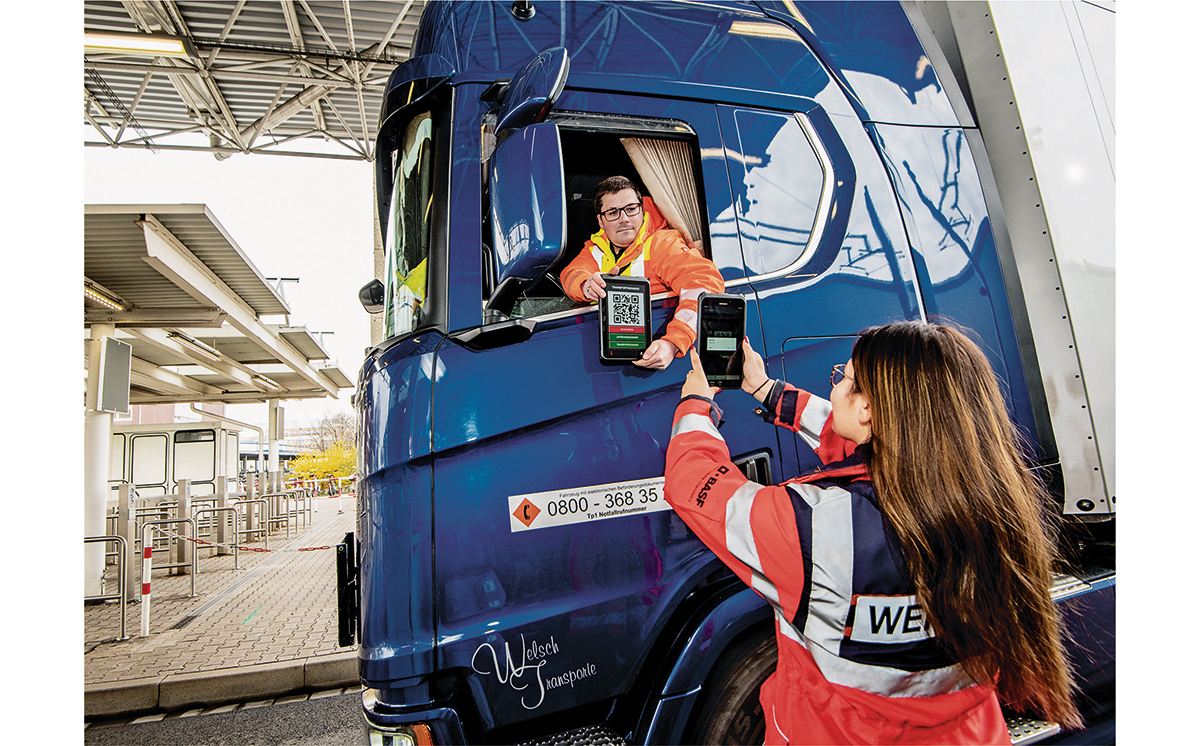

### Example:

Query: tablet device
xmin=697 ymin=293 xmax=746 ymax=389
xmin=598 ymin=276 xmax=652 ymax=363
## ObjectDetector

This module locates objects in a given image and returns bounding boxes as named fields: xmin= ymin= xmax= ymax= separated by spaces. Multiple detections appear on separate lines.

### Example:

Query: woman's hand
xmin=682 ymin=348 xmax=720 ymax=400
xmin=740 ymin=338 xmax=770 ymax=399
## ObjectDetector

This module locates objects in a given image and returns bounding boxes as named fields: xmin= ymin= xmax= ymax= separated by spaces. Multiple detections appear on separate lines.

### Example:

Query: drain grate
xmin=167 ymin=556 xmax=281 ymax=630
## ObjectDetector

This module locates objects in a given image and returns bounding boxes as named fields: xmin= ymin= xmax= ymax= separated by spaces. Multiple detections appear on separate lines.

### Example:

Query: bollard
xmin=140 ymin=541 xmax=152 ymax=637
xmin=140 ymin=518 xmax=198 ymax=637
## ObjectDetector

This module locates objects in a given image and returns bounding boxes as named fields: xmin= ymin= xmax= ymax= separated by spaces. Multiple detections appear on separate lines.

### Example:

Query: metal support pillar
xmin=173 ymin=479 xmax=192 ymax=575
xmin=215 ymin=476 xmax=230 ymax=555
xmin=372 ymin=174 xmax=384 ymax=347
xmin=84 ymin=323 xmax=116 ymax=596
xmin=268 ymin=399 xmax=282 ymax=494
xmin=116 ymin=483 xmax=140 ymax=602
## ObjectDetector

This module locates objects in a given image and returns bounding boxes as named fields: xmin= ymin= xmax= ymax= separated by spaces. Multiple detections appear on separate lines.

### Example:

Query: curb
xmin=84 ymin=650 xmax=359 ymax=719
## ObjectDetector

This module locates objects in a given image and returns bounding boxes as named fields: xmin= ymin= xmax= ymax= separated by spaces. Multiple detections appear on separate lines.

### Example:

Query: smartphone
xmin=697 ymin=293 xmax=746 ymax=389
xmin=598 ymin=276 xmax=652 ymax=363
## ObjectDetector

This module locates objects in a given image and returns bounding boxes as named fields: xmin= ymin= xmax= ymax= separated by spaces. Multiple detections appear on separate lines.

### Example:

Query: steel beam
xmin=136 ymin=215 xmax=340 ymax=398
xmin=129 ymin=356 xmax=223 ymax=398
xmin=119 ymin=327 xmax=278 ymax=393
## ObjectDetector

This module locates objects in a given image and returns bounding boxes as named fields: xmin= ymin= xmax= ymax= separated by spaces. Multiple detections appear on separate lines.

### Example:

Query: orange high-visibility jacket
xmin=560 ymin=197 xmax=723 ymax=355
xmin=664 ymin=388 xmax=1009 ymax=745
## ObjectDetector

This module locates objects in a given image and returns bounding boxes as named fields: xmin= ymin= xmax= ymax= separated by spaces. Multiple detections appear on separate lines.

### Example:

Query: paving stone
xmin=85 ymin=499 xmax=360 ymax=719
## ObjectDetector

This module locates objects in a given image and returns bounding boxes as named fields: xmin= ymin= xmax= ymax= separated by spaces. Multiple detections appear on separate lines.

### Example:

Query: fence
xmin=92 ymin=476 xmax=347 ymax=637
xmin=84 ymin=535 xmax=130 ymax=642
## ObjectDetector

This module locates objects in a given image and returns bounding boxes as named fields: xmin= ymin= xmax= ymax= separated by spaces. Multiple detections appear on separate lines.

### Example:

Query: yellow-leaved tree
xmin=288 ymin=440 xmax=356 ymax=494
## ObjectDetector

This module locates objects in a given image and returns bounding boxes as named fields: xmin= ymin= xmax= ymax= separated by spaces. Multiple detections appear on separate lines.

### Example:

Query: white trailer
xmin=910 ymin=0 xmax=1115 ymax=518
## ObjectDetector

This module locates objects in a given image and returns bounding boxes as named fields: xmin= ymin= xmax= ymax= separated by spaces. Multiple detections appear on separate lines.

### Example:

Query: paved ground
xmin=84 ymin=495 xmax=361 ymax=723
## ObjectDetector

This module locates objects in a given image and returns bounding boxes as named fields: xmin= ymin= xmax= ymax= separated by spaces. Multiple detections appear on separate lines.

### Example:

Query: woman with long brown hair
xmin=664 ymin=320 xmax=1080 ymax=744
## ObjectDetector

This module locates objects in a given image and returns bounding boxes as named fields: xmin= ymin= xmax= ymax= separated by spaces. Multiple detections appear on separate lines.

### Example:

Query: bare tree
xmin=310 ymin=409 xmax=356 ymax=451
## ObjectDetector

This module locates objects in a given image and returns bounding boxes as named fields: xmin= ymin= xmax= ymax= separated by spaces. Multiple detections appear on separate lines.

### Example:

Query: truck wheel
xmin=685 ymin=628 xmax=777 ymax=746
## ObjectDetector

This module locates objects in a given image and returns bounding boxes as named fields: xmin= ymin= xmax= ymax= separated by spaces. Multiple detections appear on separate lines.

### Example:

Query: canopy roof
xmin=84 ymin=1 xmax=426 ymax=161
xmin=85 ymin=204 xmax=352 ymax=404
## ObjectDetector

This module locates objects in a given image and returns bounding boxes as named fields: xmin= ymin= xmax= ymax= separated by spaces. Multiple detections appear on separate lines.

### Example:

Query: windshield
xmin=383 ymin=111 xmax=435 ymax=338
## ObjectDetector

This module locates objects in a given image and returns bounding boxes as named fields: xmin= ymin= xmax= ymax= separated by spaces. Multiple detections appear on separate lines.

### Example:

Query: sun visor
xmin=379 ymin=53 xmax=455 ymax=131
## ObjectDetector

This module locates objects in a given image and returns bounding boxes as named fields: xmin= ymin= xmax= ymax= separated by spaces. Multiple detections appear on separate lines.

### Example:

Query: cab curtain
xmin=621 ymin=137 xmax=706 ymax=255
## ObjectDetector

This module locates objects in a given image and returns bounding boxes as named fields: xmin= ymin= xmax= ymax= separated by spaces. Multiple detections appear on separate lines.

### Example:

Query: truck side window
xmin=725 ymin=109 xmax=825 ymax=276
xmin=383 ymin=111 xmax=436 ymax=338
xmin=506 ymin=122 xmax=707 ymax=320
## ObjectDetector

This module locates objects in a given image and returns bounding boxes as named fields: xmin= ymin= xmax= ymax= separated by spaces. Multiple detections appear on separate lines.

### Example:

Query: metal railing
xmin=135 ymin=500 xmax=179 ymax=552
xmin=262 ymin=491 xmax=305 ymax=538
xmin=230 ymin=498 xmax=269 ymax=551
xmin=190 ymin=497 xmax=220 ymax=543
xmin=194 ymin=506 xmax=242 ymax=569
xmin=139 ymin=518 xmax=198 ymax=595
xmin=84 ymin=535 xmax=130 ymax=641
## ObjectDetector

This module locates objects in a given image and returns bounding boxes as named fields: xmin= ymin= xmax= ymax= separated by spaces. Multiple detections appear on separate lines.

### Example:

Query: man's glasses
xmin=600 ymin=202 xmax=643 ymax=222
xmin=830 ymin=364 xmax=854 ymax=388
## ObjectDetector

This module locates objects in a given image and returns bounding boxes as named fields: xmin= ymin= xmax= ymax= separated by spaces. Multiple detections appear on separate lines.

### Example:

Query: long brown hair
xmin=851 ymin=321 xmax=1081 ymax=729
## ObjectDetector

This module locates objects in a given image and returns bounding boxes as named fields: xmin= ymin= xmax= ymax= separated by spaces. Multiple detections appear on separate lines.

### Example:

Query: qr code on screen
xmin=610 ymin=292 xmax=643 ymax=326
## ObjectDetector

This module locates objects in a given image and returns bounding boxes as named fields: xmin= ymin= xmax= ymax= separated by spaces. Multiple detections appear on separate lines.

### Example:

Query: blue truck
xmin=339 ymin=2 xmax=1115 ymax=743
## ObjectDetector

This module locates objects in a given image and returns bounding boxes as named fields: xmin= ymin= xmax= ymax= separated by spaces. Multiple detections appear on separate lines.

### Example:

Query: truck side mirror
xmin=475 ymin=45 xmax=569 ymax=333
xmin=485 ymin=121 xmax=566 ymax=323
xmin=495 ymin=46 xmax=568 ymax=135
xmin=358 ymin=279 xmax=385 ymax=314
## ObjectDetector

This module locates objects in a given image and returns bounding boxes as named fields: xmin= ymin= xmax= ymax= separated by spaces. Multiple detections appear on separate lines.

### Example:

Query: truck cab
xmin=342 ymin=2 xmax=1115 ymax=743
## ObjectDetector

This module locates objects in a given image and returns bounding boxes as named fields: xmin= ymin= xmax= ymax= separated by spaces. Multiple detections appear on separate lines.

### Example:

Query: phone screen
xmin=599 ymin=276 xmax=652 ymax=362
xmin=698 ymin=294 xmax=746 ymax=389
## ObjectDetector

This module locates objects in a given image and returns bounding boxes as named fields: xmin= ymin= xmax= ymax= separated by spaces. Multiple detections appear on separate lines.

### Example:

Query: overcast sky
xmin=83 ymin=142 xmax=375 ymax=429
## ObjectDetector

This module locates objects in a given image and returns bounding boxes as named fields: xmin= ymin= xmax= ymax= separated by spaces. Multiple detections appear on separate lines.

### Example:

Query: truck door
xmin=716 ymin=101 xmax=926 ymax=477
xmin=426 ymin=88 xmax=772 ymax=728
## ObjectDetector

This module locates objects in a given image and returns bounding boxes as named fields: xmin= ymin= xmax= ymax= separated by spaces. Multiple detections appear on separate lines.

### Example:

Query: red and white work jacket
xmin=664 ymin=384 xmax=1010 ymax=745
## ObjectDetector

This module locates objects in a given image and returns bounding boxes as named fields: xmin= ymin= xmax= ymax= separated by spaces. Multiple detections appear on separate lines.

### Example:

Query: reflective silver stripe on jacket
xmin=783 ymin=482 xmax=974 ymax=697
xmin=630 ymin=253 xmax=644 ymax=276
xmin=670 ymin=412 xmax=720 ymax=441
xmin=673 ymin=308 xmax=698 ymax=336
xmin=725 ymin=481 xmax=782 ymax=608
xmin=675 ymin=288 xmax=705 ymax=336
xmin=795 ymin=392 xmax=834 ymax=451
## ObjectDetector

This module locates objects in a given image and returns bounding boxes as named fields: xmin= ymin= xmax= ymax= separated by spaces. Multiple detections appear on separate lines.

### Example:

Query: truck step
xmin=1007 ymin=715 xmax=1062 ymax=745
xmin=515 ymin=724 xmax=626 ymax=746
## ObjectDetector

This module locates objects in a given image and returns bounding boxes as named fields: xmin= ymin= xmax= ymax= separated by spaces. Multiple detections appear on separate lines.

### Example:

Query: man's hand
xmin=581 ymin=272 xmax=607 ymax=301
xmin=634 ymin=338 xmax=679 ymax=370
xmin=739 ymin=338 xmax=770 ymax=400
xmin=682 ymin=348 xmax=720 ymax=399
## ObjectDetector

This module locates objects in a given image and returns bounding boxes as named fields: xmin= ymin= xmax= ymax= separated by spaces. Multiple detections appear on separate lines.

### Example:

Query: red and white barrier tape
xmin=148 ymin=526 xmax=331 ymax=554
